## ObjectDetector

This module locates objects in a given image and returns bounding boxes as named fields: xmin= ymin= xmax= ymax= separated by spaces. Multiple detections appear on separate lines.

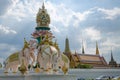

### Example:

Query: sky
xmin=0 ymin=0 xmax=120 ymax=64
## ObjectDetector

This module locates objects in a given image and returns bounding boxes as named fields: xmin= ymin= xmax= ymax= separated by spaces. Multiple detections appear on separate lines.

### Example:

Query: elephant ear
xmin=61 ymin=54 xmax=69 ymax=63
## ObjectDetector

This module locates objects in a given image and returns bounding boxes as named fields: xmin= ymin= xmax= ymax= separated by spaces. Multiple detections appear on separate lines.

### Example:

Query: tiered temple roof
xmin=63 ymin=38 xmax=108 ymax=68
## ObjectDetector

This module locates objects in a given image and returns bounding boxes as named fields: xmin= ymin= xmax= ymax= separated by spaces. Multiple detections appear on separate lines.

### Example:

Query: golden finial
xmin=23 ymin=38 xmax=29 ymax=50
xmin=24 ymin=38 xmax=27 ymax=43
xmin=19 ymin=59 xmax=27 ymax=75
xmin=62 ymin=63 xmax=68 ymax=75
xmin=96 ymin=41 xmax=99 ymax=55
xmin=43 ymin=35 xmax=49 ymax=45
xmin=34 ymin=64 xmax=40 ymax=73
xmin=53 ymin=39 xmax=60 ymax=51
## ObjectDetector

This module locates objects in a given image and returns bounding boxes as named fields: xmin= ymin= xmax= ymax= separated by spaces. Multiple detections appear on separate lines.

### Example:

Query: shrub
xmin=76 ymin=64 xmax=93 ymax=69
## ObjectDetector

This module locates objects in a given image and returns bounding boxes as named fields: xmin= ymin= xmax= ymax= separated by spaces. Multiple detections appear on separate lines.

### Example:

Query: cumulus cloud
xmin=0 ymin=43 xmax=19 ymax=58
xmin=98 ymin=7 xmax=120 ymax=20
xmin=83 ymin=27 xmax=101 ymax=41
xmin=0 ymin=58 xmax=4 ymax=65
xmin=101 ymin=37 xmax=120 ymax=48
xmin=47 ymin=1 xmax=92 ymax=27
xmin=73 ymin=11 xmax=92 ymax=27
xmin=0 ymin=0 xmax=12 ymax=16
xmin=1 ymin=0 xmax=93 ymax=31
xmin=50 ymin=24 xmax=60 ymax=33
xmin=0 ymin=43 xmax=19 ymax=65
xmin=102 ymin=39 xmax=116 ymax=47
xmin=0 ymin=25 xmax=17 ymax=35
xmin=5 ymin=0 xmax=37 ymax=21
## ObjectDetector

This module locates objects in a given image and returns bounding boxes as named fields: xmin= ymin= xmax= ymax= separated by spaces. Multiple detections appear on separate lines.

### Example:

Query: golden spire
xmin=82 ymin=40 xmax=85 ymax=54
xmin=96 ymin=41 xmax=99 ymax=55
xmin=64 ymin=37 xmax=71 ymax=53
xmin=23 ymin=38 xmax=29 ymax=49
xmin=42 ymin=2 xmax=45 ymax=9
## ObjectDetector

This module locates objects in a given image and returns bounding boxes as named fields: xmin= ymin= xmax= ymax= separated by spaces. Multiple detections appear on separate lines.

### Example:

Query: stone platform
xmin=0 ymin=72 xmax=76 ymax=80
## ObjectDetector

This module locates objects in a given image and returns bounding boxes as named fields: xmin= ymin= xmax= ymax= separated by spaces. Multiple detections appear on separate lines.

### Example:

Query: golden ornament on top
xmin=36 ymin=3 xmax=50 ymax=27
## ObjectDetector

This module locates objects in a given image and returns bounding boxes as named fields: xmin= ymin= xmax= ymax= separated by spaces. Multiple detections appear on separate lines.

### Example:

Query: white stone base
xmin=0 ymin=73 xmax=76 ymax=80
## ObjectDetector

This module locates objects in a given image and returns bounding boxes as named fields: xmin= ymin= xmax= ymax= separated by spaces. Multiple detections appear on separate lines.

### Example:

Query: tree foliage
xmin=76 ymin=64 xmax=93 ymax=69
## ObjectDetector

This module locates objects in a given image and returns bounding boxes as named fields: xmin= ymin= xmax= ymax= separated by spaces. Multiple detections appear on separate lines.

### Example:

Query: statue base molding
xmin=0 ymin=73 xmax=76 ymax=80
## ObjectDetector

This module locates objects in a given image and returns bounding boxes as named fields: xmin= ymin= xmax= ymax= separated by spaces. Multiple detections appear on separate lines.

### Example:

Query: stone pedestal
xmin=0 ymin=73 xmax=76 ymax=80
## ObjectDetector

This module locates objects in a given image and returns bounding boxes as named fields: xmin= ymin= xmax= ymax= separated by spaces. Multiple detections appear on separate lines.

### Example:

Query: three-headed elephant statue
xmin=37 ymin=44 xmax=59 ymax=71
xmin=37 ymin=44 xmax=69 ymax=73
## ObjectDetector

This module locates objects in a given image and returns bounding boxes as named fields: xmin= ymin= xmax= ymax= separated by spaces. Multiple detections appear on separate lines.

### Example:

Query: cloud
xmin=83 ymin=27 xmax=101 ymax=41
xmin=50 ymin=24 xmax=60 ymax=33
xmin=0 ymin=25 xmax=17 ymax=35
xmin=73 ymin=10 xmax=92 ymax=27
xmin=0 ymin=58 xmax=4 ymax=65
xmin=98 ymin=7 xmax=120 ymax=20
xmin=0 ymin=43 xmax=19 ymax=65
xmin=0 ymin=43 xmax=19 ymax=58
xmin=102 ymin=39 xmax=119 ymax=47
xmin=46 ymin=1 xmax=92 ymax=27
xmin=0 ymin=0 xmax=12 ymax=16
xmin=4 ymin=0 xmax=36 ymax=21
xmin=101 ymin=35 xmax=120 ymax=49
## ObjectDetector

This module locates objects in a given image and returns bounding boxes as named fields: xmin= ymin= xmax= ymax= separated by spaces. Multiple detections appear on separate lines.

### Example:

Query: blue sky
xmin=0 ymin=0 xmax=120 ymax=64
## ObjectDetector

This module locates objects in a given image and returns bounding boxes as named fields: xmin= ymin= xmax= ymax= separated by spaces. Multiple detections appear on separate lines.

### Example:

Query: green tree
xmin=76 ymin=64 xmax=93 ymax=69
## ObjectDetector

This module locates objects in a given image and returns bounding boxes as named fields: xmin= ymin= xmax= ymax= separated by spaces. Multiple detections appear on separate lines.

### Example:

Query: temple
xmin=109 ymin=49 xmax=117 ymax=67
xmin=63 ymin=38 xmax=108 ymax=68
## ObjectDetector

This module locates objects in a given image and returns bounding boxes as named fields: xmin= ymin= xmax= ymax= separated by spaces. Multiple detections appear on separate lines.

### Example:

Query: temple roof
xmin=79 ymin=54 xmax=101 ymax=62
xmin=70 ymin=53 xmax=107 ymax=65
xmin=64 ymin=50 xmax=108 ymax=67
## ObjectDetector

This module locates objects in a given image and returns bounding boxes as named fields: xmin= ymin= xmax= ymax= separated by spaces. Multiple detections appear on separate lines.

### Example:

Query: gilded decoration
xmin=36 ymin=3 xmax=50 ymax=27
